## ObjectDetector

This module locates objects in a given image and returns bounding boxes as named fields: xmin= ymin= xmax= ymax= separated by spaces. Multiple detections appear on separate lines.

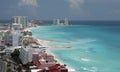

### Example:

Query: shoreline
xmin=37 ymin=40 xmax=75 ymax=72
xmin=26 ymin=26 xmax=76 ymax=72
xmin=37 ymin=39 xmax=72 ymax=50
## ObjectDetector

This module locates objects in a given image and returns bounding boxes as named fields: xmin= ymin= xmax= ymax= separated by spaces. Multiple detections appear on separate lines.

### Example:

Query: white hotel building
xmin=19 ymin=44 xmax=46 ymax=64
xmin=12 ymin=16 xmax=28 ymax=28
xmin=3 ymin=29 xmax=22 ymax=46
xmin=19 ymin=47 xmax=35 ymax=64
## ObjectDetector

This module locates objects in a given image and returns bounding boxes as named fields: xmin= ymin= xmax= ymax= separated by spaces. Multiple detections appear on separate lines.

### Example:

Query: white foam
xmin=73 ymin=38 xmax=96 ymax=44
xmin=81 ymin=58 xmax=90 ymax=62
xmin=47 ymin=49 xmax=76 ymax=72
xmin=81 ymin=66 xmax=98 ymax=72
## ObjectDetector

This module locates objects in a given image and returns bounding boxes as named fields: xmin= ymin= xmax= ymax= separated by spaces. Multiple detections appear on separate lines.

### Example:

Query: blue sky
xmin=0 ymin=0 xmax=120 ymax=20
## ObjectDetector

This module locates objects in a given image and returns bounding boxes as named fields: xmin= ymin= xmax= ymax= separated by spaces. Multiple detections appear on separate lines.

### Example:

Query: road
xmin=0 ymin=59 xmax=6 ymax=72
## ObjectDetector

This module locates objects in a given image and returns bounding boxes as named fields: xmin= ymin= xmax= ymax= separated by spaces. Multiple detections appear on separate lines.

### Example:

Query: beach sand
xmin=27 ymin=27 xmax=76 ymax=71
xmin=23 ymin=27 xmax=33 ymax=31
xmin=36 ymin=39 xmax=72 ymax=49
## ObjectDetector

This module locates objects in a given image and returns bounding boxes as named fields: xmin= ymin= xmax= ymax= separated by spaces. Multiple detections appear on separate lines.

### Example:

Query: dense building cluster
xmin=0 ymin=16 xmax=75 ymax=72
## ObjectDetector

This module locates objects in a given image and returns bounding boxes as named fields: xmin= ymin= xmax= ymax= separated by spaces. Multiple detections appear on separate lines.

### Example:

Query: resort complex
xmin=1 ymin=1 xmax=120 ymax=72
xmin=53 ymin=18 xmax=69 ymax=26
xmin=0 ymin=16 xmax=75 ymax=72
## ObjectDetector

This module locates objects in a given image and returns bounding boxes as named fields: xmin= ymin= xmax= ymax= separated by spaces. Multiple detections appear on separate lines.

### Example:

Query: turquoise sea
xmin=32 ymin=24 xmax=120 ymax=72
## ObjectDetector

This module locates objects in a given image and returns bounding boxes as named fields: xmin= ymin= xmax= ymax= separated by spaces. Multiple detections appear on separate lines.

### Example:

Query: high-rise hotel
xmin=12 ymin=16 xmax=28 ymax=28
xmin=53 ymin=18 xmax=69 ymax=26
xmin=64 ymin=18 xmax=69 ymax=25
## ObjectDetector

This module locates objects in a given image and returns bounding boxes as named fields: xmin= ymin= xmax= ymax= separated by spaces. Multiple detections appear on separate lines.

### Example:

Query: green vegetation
xmin=7 ymin=68 xmax=12 ymax=72
xmin=6 ymin=61 xmax=12 ymax=72
xmin=23 ymin=62 xmax=34 ymax=69
xmin=22 ymin=36 xmax=33 ymax=46
xmin=7 ymin=61 xmax=11 ymax=67
xmin=0 ymin=46 xmax=5 ymax=51
xmin=11 ymin=49 xmax=21 ymax=64
xmin=23 ymin=31 xmax=32 ymax=36
xmin=11 ymin=49 xmax=34 ymax=70
xmin=22 ymin=31 xmax=33 ymax=47
xmin=28 ymin=32 xmax=32 ymax=36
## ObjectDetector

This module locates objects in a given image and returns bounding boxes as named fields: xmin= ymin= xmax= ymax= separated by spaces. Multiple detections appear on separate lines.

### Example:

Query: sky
xmin=0 ymin=0 xmax=120 ymax=20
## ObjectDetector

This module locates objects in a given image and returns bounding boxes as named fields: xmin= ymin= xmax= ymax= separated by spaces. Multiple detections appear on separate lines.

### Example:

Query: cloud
xmin=67 ymin=0 xmax=84 ymax=9
xmin=18 ymin=0 xmax=38 ymax=7
xmin=66 ymin=0 xmax=85 ymax=15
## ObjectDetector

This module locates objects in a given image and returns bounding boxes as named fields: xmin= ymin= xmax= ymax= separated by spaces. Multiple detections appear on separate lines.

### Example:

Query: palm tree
xmin=22 ymin=36 xmax=33 ymax=47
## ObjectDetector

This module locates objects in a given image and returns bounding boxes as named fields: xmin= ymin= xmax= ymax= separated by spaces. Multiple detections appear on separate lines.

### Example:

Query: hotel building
xmin=19 ymin=47 xmax=35 ymax=64
xmin=53 ymin=18 xmax=69 ymax=26
xmin=12 ymin=16 xmax=28 ymax=28
xmin=3 ymin=30 xmax=22 ymax=46
xmin=64 ymin=18 xmax=69 ymax=25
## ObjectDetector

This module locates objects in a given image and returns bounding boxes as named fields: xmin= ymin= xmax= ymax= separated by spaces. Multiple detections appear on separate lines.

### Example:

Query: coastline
xmin=28 ymin=26 xmax=76 ymax=72
xmin=36 ymin=40 xmax=76 ymax=72
xmin=37 ymin=39 xmax=72 ymax=50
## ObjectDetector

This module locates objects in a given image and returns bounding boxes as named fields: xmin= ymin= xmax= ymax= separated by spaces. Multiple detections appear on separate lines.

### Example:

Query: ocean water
xmin=31 ymin=24 xmax=120 ymax=72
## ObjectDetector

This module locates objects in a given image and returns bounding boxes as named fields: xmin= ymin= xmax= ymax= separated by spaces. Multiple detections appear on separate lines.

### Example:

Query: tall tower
xmin=12 ymin=16 xmax=28 ymax=28
xmin=64 ymin=18 xmax=69 ymax=25
xmin=53 ymin=19 xmax=56 ymax=25
xmin=57 ymin=19 xmax=60 ymax=25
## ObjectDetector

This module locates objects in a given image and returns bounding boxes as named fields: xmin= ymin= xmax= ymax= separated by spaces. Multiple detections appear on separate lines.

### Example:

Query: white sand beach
xmin=25 ymin=27 xmax=75 ymax=72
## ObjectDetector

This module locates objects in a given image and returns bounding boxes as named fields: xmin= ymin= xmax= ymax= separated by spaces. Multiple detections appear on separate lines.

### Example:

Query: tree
xmin=11 ymin=49 xmax=21 ymax=64
xmin=22 ymin=36 xmax=33 ymax=47
xmin=7 ymin=68 xmax=12 ymax=72
xmin=28 ymin=32 xmax=32 ymax=36
xmin=22 ymin=62 xmax=34 ymax=69
xmin=23 ymin=32 xmax=27 ymax=36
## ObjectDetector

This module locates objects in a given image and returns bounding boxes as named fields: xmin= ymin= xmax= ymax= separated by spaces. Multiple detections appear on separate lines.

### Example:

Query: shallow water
xmin=32 ymin=25 xmax=120 ymax=72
